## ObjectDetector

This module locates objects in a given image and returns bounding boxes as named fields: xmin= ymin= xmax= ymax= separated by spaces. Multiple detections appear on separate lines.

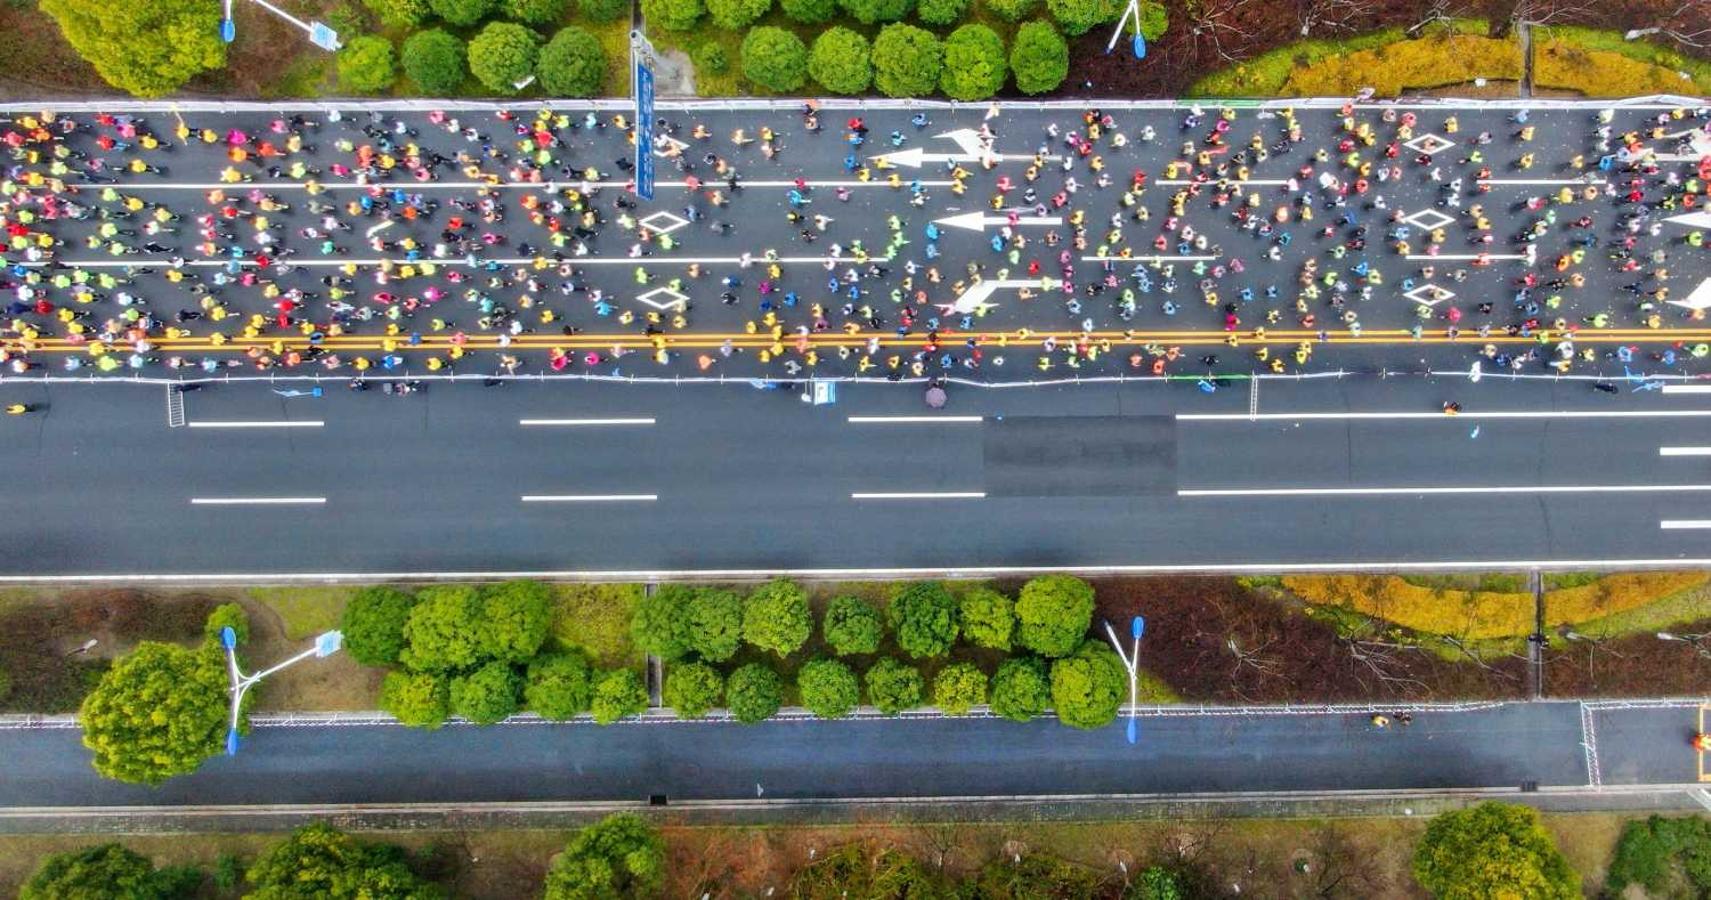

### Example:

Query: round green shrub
xmin=798 ymin=659 xmax=860 ymax=719
xmin=1046 ymin=0 xmax=1116 ymax=36
xmin=468 ymin=22 xmax=542 ymax=93
xmin=726 ymin=663 xmax=783 ymax=723
xmin=204 ymin=602 xmax=250 ymax=646
xmin=429 ymin=0 xmax=495 ymax=26
xmin=741 ymin=26 xmax=807 ymax=92
xmin=691 ymin=41 xmax=730 ymax=74
xmin=578 ymin=0 xmax=627 ymax=19
xmin=707 ymin=0 xmax=770 ymax=29
xmin=450 ymin=660 xmax=522 ymax=725
xmin=663 ymin=661 xmax=724 ymax=719
xmin=338 ymin=35 xmax=397 ymax=94
xmin=364 ymin=0 xmax=429 ymax=28
xmin=380 ymin=670 xmax=449 ymax=729
xmin=989 ymin=656 xmax=1049 ymax=722
xmin=838 ymin=0 xmax=912 ymax=24
xmin=871 ymin=23 xmax=941 ymax=98
xmin=504 ymin=0 xmax=568 ymax=23
xmin=1009 ymin=19 xmax=1067 ymax=94
xmin=821 ymin=593 xmax=883 ymax=655
xmin=781 ymin=0 xmax=836 ymax=23
xmin=932 ymin=662 xmax=987 ymax=715
xmin=864 ymin=658 xmax=924 ymax=715
xmin=916 ymin=0 xmax=967 ymax=26
xmin=402 ymin=29 xmax=467 ymax=95
xmin=939 ymin=23 xmax=1005 ymax=100
xmin=1139 ymin=0 xmax=1166 ymax=39
xmin=537 ymin=26 xmax=606 ymax=96
xmin=808 ymin=26 xmax=871 ymax=94
xmin=981 ymin=0 xmax=1035 ymax=20
xmin=641 ymin=0 xmax=703 ymax=30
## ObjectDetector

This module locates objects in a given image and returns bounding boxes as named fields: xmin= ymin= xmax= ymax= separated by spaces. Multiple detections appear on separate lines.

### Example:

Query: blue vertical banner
xmin=634 ymin=55 xmax=655 ymax=202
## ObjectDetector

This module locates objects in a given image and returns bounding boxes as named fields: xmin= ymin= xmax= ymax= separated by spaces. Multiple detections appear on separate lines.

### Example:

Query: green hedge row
xmin=338 ymin=23 xmax=609 ymax=96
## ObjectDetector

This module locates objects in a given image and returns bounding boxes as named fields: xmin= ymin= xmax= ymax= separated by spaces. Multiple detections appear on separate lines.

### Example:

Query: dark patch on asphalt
xmin=982 ymin=416 xmax=1175 ymax=497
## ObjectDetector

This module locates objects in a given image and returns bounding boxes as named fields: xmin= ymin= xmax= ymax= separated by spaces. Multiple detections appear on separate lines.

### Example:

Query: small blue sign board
xmin=314 ymin=630 xmax=344 ymax=658
xmin=634 ymin=58 xmax=655 ymax=201
xmin=309 ymin=21 xmax=341 ymax=51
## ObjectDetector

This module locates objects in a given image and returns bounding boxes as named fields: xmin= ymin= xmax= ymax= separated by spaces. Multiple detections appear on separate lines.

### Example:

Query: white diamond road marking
xmin=636 ymin=286 xmax=689 ymax=311
xmin=1404 ymin=133 xmax=1456 ymax=156
xmin=637 ymin=211 xmax=690 ymax=236
xmin=1403 ymin=208 xmax=1457 ymax=231
xmin=1404 ymin=283 xmax=1456 ymax=307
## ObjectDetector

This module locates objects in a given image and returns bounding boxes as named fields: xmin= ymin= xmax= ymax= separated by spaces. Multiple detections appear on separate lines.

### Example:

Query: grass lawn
xmin=0 ymin=811 xmax=1645 ymax=899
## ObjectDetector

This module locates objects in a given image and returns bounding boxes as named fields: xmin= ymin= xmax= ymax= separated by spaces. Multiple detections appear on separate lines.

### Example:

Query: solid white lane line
xmin=519 ymin=418 xmax=656 ymax=426
xmin=846 ymin=416 xmax=983 ymax=423
xmin=1661 ymin=385 xmax=1711 ymax=395
xmin=1405 ymin=253 xmax=1528 ymax=261
xmin=191 ymin=497 xmax=326 ymax=505
xmin=521 ymin=494 xmax=657 ymax=502
xmin=1661 ymin=520 xmax=1711 ymax=529
xmin=1181 ymin=484 xmax=1711 ymax=498
xmin=187 ymin=421 xmax=324 ymax=429
xmin=1660 ymin=447 xmax=1711 ymax=456
xmin=21 ymin=256 xmax=874 ymax=269
xmin=851 ymin=491 xmax=986 ymax=500
xmin=104 ymin=179 xmax=958 ymax=191
xmin=1180 ymin=410 xmax=1711 ymax=421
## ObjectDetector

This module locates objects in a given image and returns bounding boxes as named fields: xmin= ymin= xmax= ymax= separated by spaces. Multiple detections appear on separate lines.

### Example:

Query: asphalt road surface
xmin=5 ymin=373 xmax=1711 ymax=576
xmin=0 ymin=98 xmax=1706 ymax=384
xmin=0 ymin=701 xmax=1702 ymax=808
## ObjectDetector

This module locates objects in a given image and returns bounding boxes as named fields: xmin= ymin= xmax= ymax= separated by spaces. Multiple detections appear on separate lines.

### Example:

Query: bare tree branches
xmin=1293 ymin=0 xmax=1378 ymax=37
xmin=1180 ymin=0 xmax=1267 ymax=64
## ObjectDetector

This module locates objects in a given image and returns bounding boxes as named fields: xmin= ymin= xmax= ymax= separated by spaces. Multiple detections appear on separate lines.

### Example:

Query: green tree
xmin=1606 ymin=815 xmax=1711 ymax=895
xmin=632 ymin=584 xmax=694 ymax=661
xmin=379 ymin=670 xmax=450 ymax=729
xmin=1009 ymin=20 xmax=1067 ymax=95
xmin=478 ymin=581 xmax=552 ymax=664
xmin=808 ymin=27 xmax=872 ymax=95
xmin=663 ymin=661 xmax=723 ymax=718
xmin=365 ymin=0 xmax=430 ymax=27
xmin=39 ymin=0 xmax=225 ymax=98
xmin=782 ymin=0 xmax=837 ymax=23
xmin=1138 ymin=0 xmax=1166 ymax=39
xmin=822 ymin=594 xmax=883 ymax=655
xmin=338 ymin=35 xmax=397 ymax=94
xmin=590 ymin=669 xmax=648 ymax=724
xmin=939 ymin=24 xmax=1006 ymax=100
xmin=798 ymin=659 xmax=859 ymax=719
xmin=1413 ymin=802 xmax=1579 ymax=900
xmin=981 ymin=0 xmax=1036 ymax=20
xmin=449 ymin=660 xmax=522 ymax=725
xmin=79 ymin=642 xmax=228 ymax=784
xmin=20 ymin=843 xmax=185 ymax=900
xmin=708 ymin=0 xmax=771 ymax=28
xmin=743 ymin=579 xmax=812 ymax=657
xmin=245 ymin=822 xmax=442 ymax=899
xmin=863 ymin=658 xmax=924 ymax=715
xmin=932 ymin=662 xmax=987 ymax=714
xmin=468 ymin=22 xmax=542 ymax=93
xmin=1050 ymin=640 xmax=1125 ymax=729
xmin=640 ymin=0 xmax=703 ymax=30
xmin=691 ymin=41 xmax=729 ymax=74
xmin=205 ymin=602 xmax=250 ymax=646
xmin=429 ymin=0 xmax=495 ymax=25
xmin=578 ymin=0 xmax=628 ymax=20
xmin=958 ymin=587 xmax=1014 ymax=651
xmin=741 ymin=26 xmax=808 ymax=92
xmin=543 ymin=813 xmax=664 ymax=899
xmin=688 ymin=588 xmax=743 ymax=661
xmin=888 ymin=581 xmax=959 ymax=659
xmin=726 ymin=663 xmax=783 ymax=723
xmin=916 ymin=0 xmax=968 ymax=25
xmin=1133 ymin=866 xmax=1187 ymax=900
xmin=1015 ymin=574 xmax=1095 ymax=658
xmin=505 ymin=0 xmax=568 ymax=23
xmin=342 ymin=586 xmax=418 ymax=667
xmin=990 ymin=656 xmax=1050 ymax=721
xmin=1045 ymin=0 xmax=1116 ymax=35
xmin=525 ymin=650 xmax=594 ymax=720
xmin=536 ymin=26 xmax=606 ymax=96
xmin=401 ymin=29 xmax=467 ymax=94
xmin=871 ymin=24 xmax=942 ymax=98
xmin=400 ymin=585 xmax=483 ymax=673
xmin=838 ymin=0 xmax=913 ymax=24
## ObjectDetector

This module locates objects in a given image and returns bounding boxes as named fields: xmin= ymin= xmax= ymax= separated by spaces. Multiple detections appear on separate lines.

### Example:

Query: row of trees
xmin=362 ymin=0 xmax=624 ymax=29
xmin=646 ymin=0 xmax=1160 ymax=39
xmin=340 ymin=582 xmax=650 ymax=729
xmin=20 ymin=814 xmax=663 ymax=899
xmin=339 ymin=23 xmax=608 ymax=96
xmin=739 ymin=20 xmax=1070 ymax=97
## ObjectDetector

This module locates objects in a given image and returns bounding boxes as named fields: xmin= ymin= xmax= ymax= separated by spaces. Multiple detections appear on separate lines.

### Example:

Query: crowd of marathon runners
xmin=0 ymin=100 xmax=1706 ymax=382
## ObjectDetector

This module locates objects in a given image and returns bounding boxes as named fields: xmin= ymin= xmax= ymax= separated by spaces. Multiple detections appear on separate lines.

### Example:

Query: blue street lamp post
xmin=1103 ymin=615 xmax=1146 ymax=744
xmin=220 ymin=625 xmax=343 ymax=756
xmin=222 ymin=0 xmax=342 ymax=51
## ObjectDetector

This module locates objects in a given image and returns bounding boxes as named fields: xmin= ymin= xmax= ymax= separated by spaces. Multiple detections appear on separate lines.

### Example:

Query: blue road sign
xmin=635 ymin=58 xmax=655 ymax=202
xmin=309 ymin=21 xmax=341 ymax=51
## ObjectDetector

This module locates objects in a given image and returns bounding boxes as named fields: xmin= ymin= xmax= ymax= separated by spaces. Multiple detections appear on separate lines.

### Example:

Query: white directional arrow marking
xmin=871 ymin=128 xmax=1057 ymax=169
xmin=934 ymin=211 xmax=1064 ymax=231
xmin=1669 ymin=278 xmax=1711 ymax=312
xmin=1666 ymin=211 xmax=1711 ymax=229
xmin=939 ymin=278 xmax=1061 ymax=315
